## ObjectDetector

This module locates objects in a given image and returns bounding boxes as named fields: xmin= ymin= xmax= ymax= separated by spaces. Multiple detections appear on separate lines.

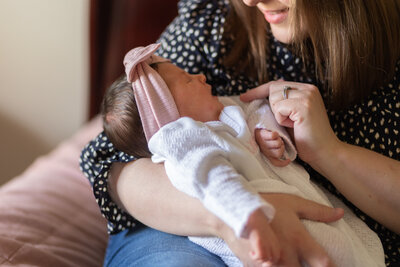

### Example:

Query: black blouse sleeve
xmin=80 ymin=132 xmax=138 ymax=234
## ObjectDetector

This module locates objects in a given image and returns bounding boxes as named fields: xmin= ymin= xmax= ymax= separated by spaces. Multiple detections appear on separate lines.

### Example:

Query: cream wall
xmin=0 ymin=0 xmax=89 ymax=184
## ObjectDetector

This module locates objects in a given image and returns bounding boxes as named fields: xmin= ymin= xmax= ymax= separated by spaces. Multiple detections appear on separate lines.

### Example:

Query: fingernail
xmin=335 ymin=208 xmax=344 ymax=215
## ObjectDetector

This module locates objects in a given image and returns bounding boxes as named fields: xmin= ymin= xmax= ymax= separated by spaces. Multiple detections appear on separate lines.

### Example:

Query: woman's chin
xmin=270 ymin=24 xmax=292 ymax=44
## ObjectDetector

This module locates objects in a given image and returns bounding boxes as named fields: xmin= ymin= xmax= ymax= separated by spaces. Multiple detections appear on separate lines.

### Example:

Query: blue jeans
xmin=104 ymin=226 xmax=227 ymax=266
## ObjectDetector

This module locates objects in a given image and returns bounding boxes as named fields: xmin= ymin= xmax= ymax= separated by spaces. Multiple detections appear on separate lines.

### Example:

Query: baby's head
xmin=102 ymin=43 xmax=223 ymax=157
xmin=102 ymin=75 xmax=151 ymax=158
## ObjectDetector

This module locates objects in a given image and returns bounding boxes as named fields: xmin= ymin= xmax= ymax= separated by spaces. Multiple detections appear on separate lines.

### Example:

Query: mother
xmin=81 ymin=0 xmax=400 ymax=266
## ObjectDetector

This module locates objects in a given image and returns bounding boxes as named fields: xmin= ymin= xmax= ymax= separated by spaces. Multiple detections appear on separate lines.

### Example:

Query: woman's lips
xmin=262 ymin=8 xmax=289 ymax=24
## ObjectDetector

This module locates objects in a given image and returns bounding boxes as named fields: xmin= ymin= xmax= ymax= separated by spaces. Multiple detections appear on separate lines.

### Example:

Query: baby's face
xmin=157 ymin=63 xmax=224 ymax=122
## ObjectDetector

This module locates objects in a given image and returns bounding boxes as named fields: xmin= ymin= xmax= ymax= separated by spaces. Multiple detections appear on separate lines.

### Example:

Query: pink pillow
xmin=0 ymin=117 xmax=108 ymax=267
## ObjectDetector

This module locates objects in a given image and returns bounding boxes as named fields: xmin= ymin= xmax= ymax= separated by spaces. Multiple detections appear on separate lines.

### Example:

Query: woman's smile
xmin=260 ymin=7 xmax=289 ymax=24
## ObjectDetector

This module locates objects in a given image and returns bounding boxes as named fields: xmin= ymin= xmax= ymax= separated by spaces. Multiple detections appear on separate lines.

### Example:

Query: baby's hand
xmin=256 ymin=129 xmax=291 ymax=167
xmin=246 ymin=208 xmax=281 ymax=266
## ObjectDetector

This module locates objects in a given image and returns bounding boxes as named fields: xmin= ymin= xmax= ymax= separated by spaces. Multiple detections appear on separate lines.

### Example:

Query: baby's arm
xmin=246 ymin=208 xmax=281 ymax=264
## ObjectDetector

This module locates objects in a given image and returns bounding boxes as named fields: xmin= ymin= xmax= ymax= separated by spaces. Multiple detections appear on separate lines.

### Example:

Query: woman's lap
xmin=104 ymin=225 xmax=227 ymax=267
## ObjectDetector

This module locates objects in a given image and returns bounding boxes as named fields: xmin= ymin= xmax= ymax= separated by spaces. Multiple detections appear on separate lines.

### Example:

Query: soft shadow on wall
xmin=0 ymin=112 xmax=52 ymax=185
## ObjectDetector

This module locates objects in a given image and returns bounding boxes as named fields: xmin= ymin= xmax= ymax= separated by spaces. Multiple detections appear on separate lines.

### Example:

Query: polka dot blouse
xmin=80 ymin=0 xmax=399 ymax=265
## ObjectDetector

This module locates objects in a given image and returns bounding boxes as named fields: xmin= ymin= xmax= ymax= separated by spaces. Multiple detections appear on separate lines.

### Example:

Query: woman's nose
xmin=242 ymin=0 xmax=263 ymax=7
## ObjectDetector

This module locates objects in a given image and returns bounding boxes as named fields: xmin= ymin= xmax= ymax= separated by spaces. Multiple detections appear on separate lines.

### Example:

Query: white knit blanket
xmin=149 ymin=97 xmax=384 ymax=267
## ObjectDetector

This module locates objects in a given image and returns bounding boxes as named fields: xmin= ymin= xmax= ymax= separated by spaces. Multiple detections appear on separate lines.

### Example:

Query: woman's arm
xmin=109 ymin=159 xmax=218 ymax=237
xmin=242 ymin=81 xmax=400 ymax=233
xmin=312 ymin=140 xmax=400 ymax=233
xmin=109 ymin=158 xmax=343 ymax=267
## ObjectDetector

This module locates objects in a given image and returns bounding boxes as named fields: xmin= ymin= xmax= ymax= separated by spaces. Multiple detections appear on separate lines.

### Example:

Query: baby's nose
xmin=196 ymin=74 xmax=207 ymax=83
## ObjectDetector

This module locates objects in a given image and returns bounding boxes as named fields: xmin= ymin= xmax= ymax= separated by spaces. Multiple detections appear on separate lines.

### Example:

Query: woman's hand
xmin=260 ymin=194 xmax=343 ymax=267
xmin=241 ymin=81 xmax=400 ymax=232
xmin=241 ymin=81 xmax=339 ymax=166
xmin=220 ymin=193 xmax=343 ymax=267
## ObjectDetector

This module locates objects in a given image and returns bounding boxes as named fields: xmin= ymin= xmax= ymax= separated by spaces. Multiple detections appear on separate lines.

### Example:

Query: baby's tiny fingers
xmin=259 ymin=130 xmax=280 ymax=141
xmin=267 ymin=146 xmax=286 ymax=159
xmin=250 ymin=241 xmax=272 ymax=262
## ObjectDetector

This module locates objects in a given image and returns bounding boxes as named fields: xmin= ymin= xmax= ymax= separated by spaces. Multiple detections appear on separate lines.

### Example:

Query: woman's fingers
xmin=266 ymin=83 xmax=338 ymax=164
xmin=240 ymin=82 xmax=272 ymax=102
xmin=294 ymin=196 xmax=344 ymax=223
xmin=260 ymin=194 xmax=341 ymax=267
xmin=275 ymin=224 xmax=333 ymax=267
xmin=274 ymin=243 xmax=302 ymax=267
xmin=240 ymin=80 xmax=307 ymax=102
xmin=298 ymin=236 xmax=336 ymax=267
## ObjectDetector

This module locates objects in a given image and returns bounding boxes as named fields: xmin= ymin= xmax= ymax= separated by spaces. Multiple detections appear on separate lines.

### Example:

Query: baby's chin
xmin=215 ymin=100 xmax=225 ymax=116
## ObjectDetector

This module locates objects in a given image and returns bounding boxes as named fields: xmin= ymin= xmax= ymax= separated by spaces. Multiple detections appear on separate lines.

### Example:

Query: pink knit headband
xmin=124 ymin=43 xmax=180 ymax=141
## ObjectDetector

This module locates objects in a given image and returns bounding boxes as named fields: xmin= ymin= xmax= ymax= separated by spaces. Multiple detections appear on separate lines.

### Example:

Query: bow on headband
xmin=124 ymin=43 xmax=180 ymax=141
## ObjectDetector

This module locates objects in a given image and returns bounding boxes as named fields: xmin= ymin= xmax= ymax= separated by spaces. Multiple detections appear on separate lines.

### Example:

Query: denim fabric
xmin=104 ymin=226 xmax=227 ymax=267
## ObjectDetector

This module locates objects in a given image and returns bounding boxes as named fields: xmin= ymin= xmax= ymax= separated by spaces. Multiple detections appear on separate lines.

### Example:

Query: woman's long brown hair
xmin=224 ymin=0 xmax=400 ymax=109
